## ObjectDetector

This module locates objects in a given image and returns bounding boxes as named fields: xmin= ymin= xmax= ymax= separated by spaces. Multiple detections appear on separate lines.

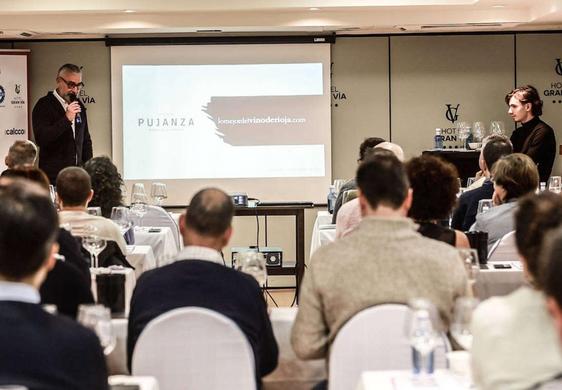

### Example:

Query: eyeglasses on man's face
xmin=58 ymin=76 xmax=84 ymax=90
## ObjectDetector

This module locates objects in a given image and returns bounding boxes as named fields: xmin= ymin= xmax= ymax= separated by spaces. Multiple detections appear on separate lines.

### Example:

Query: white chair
xmin=132 ymin=307 xmax=256 ymax=390
xmin=140 ymin=205 xmax=182 ymax=251
xmin=328 ymin=304 xmax=450 ymax=390
xmin=488 ymin=230 xmax=517 ymax=262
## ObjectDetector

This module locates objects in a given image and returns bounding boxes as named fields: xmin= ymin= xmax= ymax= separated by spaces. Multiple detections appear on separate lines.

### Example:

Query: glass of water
xmin=111 ymin=206 xmax=132 ymax=235
xmin=87 ymin=207 xmax=102 ymax=216
xmin=477 ymin=199 xmax=493 ymax=215
xmin=77 ymin=304 xmax=116 ymax=355
xmin=450 ymin=297 xmax=479 ymax=351
xmin=548 ymin=176 xmax=561 ymax=194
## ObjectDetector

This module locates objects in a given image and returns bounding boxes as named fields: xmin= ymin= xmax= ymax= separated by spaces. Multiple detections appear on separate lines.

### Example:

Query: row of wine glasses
xmin=129 ymin=183 xmax=168 ymax=206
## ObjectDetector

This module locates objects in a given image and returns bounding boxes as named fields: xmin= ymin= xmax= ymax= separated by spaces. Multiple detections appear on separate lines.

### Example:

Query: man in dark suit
xmin=0 ymin=180 xmax=107 ymax=389
xmin=32 ymin=63 xmax=93 ymax=183
xmin=451 ymin=135 xmax=513 ymax=231
xmin=128 ymin=188 xmax=278 ymax=386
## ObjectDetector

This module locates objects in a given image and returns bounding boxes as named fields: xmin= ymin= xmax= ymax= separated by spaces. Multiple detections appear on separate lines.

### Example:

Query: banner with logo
xmin=0 ymin=50 xmax=29 ymax=171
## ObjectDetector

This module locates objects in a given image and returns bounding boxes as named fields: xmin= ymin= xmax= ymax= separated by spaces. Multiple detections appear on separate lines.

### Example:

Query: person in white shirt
xmin=56 ymin=166 xmax=127 ymax=254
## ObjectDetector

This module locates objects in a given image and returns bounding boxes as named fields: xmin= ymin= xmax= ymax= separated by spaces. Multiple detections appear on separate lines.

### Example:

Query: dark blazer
xmin=0 ymin=301 xmax=108 ymax=390
xmin=32 ymin=91 xmax=93 ymax=183
xmin=451 ymin=179 xmax=494 ymax=232
xmin=39 ymin=228 xmax=94 ymax=318
xmin=127 ymin=259 xmax=279 ymax=386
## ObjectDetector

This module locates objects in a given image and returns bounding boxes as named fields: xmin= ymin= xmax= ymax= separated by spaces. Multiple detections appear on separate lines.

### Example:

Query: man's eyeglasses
xmin=58 ymin=76 xmax=84 ymax=89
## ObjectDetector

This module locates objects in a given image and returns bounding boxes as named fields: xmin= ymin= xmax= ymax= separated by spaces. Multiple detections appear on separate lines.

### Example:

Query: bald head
xmin=185 ymin=188 xmax=234 ymax=237
xmin=56 ymin=167 xmax=92 ymax=207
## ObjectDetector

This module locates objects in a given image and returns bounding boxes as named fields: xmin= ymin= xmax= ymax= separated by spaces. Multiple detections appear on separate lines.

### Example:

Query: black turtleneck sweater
xmin=510 ymin=116 xmax=556 ymax=182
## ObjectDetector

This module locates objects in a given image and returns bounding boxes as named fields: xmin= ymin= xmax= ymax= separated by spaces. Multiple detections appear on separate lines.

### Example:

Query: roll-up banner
xmin=0 ymin=50 xmax=30 ymax=171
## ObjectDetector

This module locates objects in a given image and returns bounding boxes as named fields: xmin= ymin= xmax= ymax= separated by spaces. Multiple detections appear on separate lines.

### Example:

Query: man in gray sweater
xmin=292 ymin=153 xmax=467 ymax=360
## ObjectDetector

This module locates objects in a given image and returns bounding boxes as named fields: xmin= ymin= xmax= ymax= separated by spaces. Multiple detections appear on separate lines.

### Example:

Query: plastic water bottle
xmin=327 ymin=185 xmax=337 ymax=214
xmin=434 ymin=128 xmax=444 ymax=149
xmin=410 ymin=310 xmax=436 ymax=376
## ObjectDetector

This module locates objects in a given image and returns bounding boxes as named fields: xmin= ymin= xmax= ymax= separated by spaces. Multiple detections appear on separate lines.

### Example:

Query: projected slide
xmin=122 ymin=63 xmax=325 ymax=180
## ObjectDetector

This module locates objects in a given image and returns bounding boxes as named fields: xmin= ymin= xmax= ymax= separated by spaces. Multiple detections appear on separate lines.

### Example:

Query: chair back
xmin=488 ymin=230 xmax=517 ymax=262
xmin=132 ymin=307 xmax=256 ymax=390
xmin=140 ymin=205 xmax=182 ymax=251
xmin=328 ymin=304 xmax=450 ymax=390
xmin=341 ymin=189 xmax=358 ymax=205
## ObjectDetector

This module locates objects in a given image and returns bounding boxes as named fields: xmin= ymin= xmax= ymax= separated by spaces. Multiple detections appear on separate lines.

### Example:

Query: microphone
xmin=68 ymin=93 xmax=82 ymax=124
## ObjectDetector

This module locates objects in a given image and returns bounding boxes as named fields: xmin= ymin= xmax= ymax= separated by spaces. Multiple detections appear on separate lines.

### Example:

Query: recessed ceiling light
xmin=123 ymin=9 xmax=136 ymax=13
xmin=309 ymin=7 xmax=320 ymax=11
xmin=492 ymin=4 xmax=505 ymax=8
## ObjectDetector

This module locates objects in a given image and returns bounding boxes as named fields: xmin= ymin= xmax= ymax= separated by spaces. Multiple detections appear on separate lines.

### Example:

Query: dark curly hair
xmin=406 ymin=155 xmax=459 ymax=221
xmin=83 ymin=156 xmax=124 ymax=218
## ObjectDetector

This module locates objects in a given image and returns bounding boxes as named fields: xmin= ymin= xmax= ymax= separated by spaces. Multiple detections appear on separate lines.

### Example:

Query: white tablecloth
xmin=108 ymin=307 xmax=326 ymax=387
xmin=91 ymin=267 xmax=136 ymax=316
xmin=475 ymin=261 xmax=526 ymax=300
xmin=310 ymin=211 xmax=337 ymax=256
xmin=134 ymin=226 xmax=178 ymax=267
xmin=356 ymin=370 xmax=468 ymax=390
xmin=109 ymin=375 xmax=159 ymax=390
xmin=126 ymin=245 xmax=157 ymax=279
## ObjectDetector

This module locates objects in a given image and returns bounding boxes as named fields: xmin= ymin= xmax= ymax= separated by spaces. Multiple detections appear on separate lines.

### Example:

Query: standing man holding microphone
xmin=32 ymin=64 xmax=93 ymax=184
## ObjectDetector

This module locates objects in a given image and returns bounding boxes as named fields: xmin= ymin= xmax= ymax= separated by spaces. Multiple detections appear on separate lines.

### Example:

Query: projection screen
xmin=111 ymin=43 xmax=331 ymax=205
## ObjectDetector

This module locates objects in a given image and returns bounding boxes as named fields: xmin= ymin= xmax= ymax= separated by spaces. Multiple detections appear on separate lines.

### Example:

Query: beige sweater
xmin=291 ymin=216 xmax=467 ymax=359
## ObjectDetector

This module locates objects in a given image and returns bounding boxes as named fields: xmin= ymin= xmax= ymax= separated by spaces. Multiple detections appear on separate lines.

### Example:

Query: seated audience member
xmin=331 ymin=137 xmax=385 ymax=223
xmin=84 ymin=156 xmax=125 ymax=218
xmin=406 ymin=155 xmax=469 ymax=248
xmin=57 ymin=166 xmax=127 ymax=254
xmin=0 ymin=180 xmax=107 ymax=389
xmin=336 ymin=144 xmax=403 ymax=238
xmin=452 ymin=135 xmax=513 ymax=231
xmin=292 ymin=154 xmax=467 ymax=366
xmin=127 ymin=188 xmax=278 ymax=385
xmin=471 ymin=192 xmax=562 ymax=390
xmin=0 ymin=167 xmax=93 ymax=317
xmin=470 ymin=153 xmax=539 ymax=250
xmin=3 ymin=140 xmax=38 ymax=170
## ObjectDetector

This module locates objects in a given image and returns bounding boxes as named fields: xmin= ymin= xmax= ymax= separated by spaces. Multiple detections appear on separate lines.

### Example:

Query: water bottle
xmin=434 ymin=128 xmax=444 ymax=149
xmin=410 ymin=309 xmax=436 ymax=375
xmin=327 ymin=185 xmax=337 ymax=214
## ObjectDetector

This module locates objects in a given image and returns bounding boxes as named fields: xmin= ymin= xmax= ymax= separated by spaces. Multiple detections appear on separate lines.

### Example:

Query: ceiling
xmin=1 ymin=0 xmax=562 ymax=39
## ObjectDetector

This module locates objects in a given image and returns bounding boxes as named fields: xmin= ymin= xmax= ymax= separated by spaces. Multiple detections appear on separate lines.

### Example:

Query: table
xmin=109 ymin=375 xmax=159 ymax=390
xmin=475 ymin=261 xmax=526 ymax=300
xmin=422 ymin=150 xmax=480 ymax=187
xmin=310 ymin=211 xmax=336 ymax=256
xmin=356 ymin=370 xmax=468 ymax=390
xmin=91 ymin=267 xmax=136 ymax=316
xmin=107 ymin=307 xmax=326 ymax=388
xmin=134 ymin=226 xmax=178 ymax=267
xmin=126 ymin=245 xmax=157 ymax=279
xmin=234 ymin=204 xmax=312 ymax=301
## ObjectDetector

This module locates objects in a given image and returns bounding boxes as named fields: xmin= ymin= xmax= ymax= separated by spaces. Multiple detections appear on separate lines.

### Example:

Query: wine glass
xmin=150 ymin=182 xmax=168 ymax=206
xmin=406 ymin=299 xmax=440 ymax=381
xmin=477 ymin=199 xmax=493 ymax=214
xmin=77 ymin=304 xmax=116 ymax=355
xmin=466 ymin=177 xmax=476 ymax=187
xmin=457 ymin=248 xmax=480 ymax=295
xmin=111 ymin=206 xmax=132 ymax=235
xmin=86 ymin=207 xmax=102 ymax=216
xmin=473 ymin=121 xmax=487 ymax=141
xmin=548 ymin=176 xmax=562 ymax=194
xmin=81 ymin=225 xmax=107 ymax=269
xmin=490 ymin=121 xmax=505 ymax=136
xmin=235 ymin=251 xmax=267 ymax=286
xmin=457 ymin=122 xmax=471 ymax=150
xmin=131 ymin=184 xmax=149 ymax=227
xmin=450 ymin=297 xmax=479 ymax=351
